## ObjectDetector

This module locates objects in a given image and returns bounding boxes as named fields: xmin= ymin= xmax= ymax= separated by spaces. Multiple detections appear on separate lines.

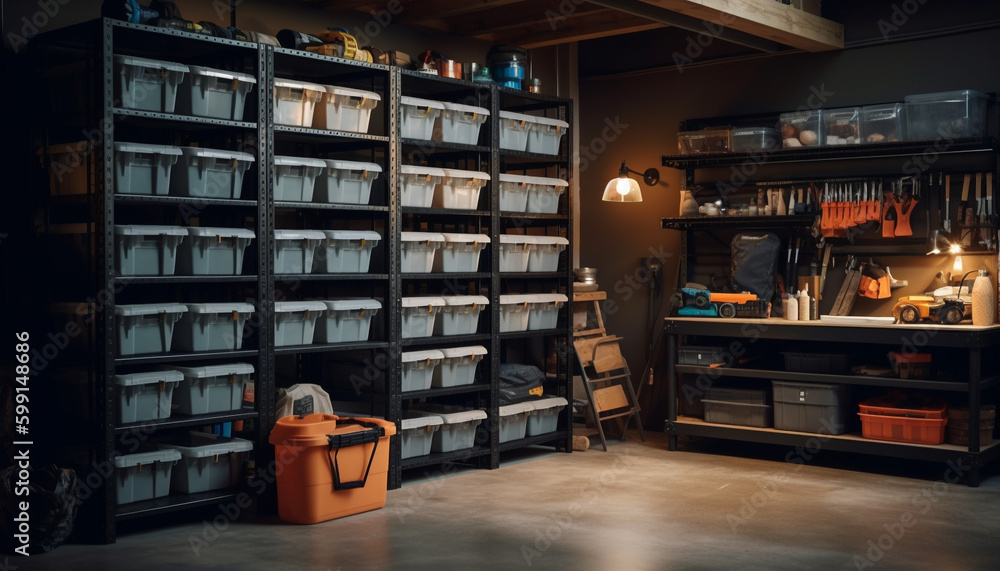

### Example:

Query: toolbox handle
xmin=326 ymin=419 xmax=384 ymax=491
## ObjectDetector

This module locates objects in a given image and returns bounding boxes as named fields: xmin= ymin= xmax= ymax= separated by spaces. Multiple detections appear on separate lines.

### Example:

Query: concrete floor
xmin=7 ymin=432 xmax=1000 ymax=570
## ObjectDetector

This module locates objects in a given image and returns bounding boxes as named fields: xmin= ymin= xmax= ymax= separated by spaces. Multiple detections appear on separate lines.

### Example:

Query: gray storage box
xmin=314 ymin=299 xmax=380 ymax=343
xmin=401 ymin=297 xmax=444 ymax=339
xmin=274 ymin=229 xmax=324 ymax=274
xmin=772 ymin=381 xmax=849 ymax=434
xmin=401 ymin=350 xmax=444 ymax=392
xmin=114 ymin=142 xmax=182 ymax=195
xmin=172 ymin=363 xmax=253 ymax=415
xmin=433 ymin=345 xmax=488 ymax=388
xmin=433 ymin=233 xmax=490 ymax=273
xmin=115 ymin=303 xmax=187 ymax=356
xmin=176 ymin=65 xmax=256 ymax=120
xmin=274 ymin=301 xmax=326 ymax=346
xmin=177 ymin=227 xmax=255 ymax=275
xmin=314 ymin=159 xmax=381 ymax=204
xmin=434 ymin=295 xmax=489 ymax=336
xmin=273 ymin=155 xmax=325 ymax=202
xmin=400 ymin=415 xmax=443 ymax=459
xmin=313 ymin=230 xmax=380 ymax=274
xmin=527 ymin=294 xmax=566 ymax=330
xmin=115 ymin=370 xmax=183 ymax=423
xmin=174 ymin=303 xmax=254 ymax=352
xmin=527 ymin=397 xmax=568 ymax=436
xmin=678 ymin=346 xmax=728 ymax=366
xmin=159 ymin=433 xmax=253 ymax=493
xmin=499 ymin=402 xmax=534 ymax=443
xmin=114 ymin=224 xmax=187 ymax=276
xmin=114 ymin=55 xmax=188 ymax=113
xmin=113 ymin=449 xmax=182 ymax=505
xmin=408 ymin=407 xmax=487 ymax=452
xmin=703 ymin=400 xmax=772 ymax=427
xmin=171 ymin=146 xmax=255 ymax=199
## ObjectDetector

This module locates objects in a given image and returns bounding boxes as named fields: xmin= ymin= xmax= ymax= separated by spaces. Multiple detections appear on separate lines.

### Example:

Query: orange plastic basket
xmin=858 ymin=413 xmax=947 ymax=445
xmin=859 ymin=391 xmax=947 ymax=419
xmin=269 ymin=413 xmax=396 ymax=524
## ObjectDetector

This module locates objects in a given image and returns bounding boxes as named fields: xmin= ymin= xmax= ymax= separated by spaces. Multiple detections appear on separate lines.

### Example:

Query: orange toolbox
xmin=269 ymin=413 xmax=396 ymax=524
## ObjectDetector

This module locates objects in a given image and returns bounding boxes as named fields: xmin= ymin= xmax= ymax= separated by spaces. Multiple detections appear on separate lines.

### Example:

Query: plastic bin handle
xmin=326 ymin=419 xmax=385 ymax=491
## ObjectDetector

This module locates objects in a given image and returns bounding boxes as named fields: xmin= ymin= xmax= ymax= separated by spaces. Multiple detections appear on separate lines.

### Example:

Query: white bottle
xmin=972 ymin=270 xmax=995 ymax=326
xmin=786 ymin=291 xmax=799 ymax=321
xmin=798 ymin=286 xmax=810 ymax=321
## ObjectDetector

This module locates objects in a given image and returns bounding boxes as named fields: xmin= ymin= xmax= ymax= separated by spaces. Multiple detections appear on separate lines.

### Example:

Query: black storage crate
xmin=702 ymin=386 xmax=772 ymax=427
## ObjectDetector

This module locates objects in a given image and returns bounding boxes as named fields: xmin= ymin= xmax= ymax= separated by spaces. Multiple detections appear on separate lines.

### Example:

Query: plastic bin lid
xmin=441 ymin=169 xmax=491 ymax=182
xmin=440 ymin=345 xmax=488 ymax=358
xmin=115 ymin=370 xmax=184 ymax=386
xmin=321 ymin=159 xmax=382 ymax=173
xmin=273 ymin=77 xmax=326 ymax=91
xmin=401 ymin=415 xmax=443 ymax=430
xmin=184 ymin=302 xmax=255 ymax=314
xmin=440 ymin=296 xmax=490 ymax=306
xmin=732 ymin=126 xmax=779 ymax=135
xmin=825 ymin=106 xmax=860 ymax=116
xmin=441 ymin=101 xmax=490 ymax=117
xmin=177 ymin=146 xmax=255 ymax=162
xmin=323 ymin=85 xmax=381 ymax=102
xmin=530 ymin=293 xmax=568 ymax=304
xmin=400 ymin=96 xmax=446 ymax=110
xmin=185 ymin=227 xmax=256 ymax=239
xmin=499 ymin=234 xmax=530 ymax=244
xmin=270 ymin=414 xmax=395 ymax=446
xmin=113 ymin=142 xmax=183 ymax=155
xmin=319 ymin=298 xmax=382 ymax=311
xmin=409 ymin=408 xmax=487 ymax=424
xmin=530 ymin=396 xmax=569 ymax=410
xmin=274 ymin=229 xmax=326 ymax=240
xmin=160 ymin=434 xmax=254 ymax=457
xmin=171 ymin=362 xmax=255 ymax=379
xmin=499 ymin=110 xmax=535 ymax=122
xmin=274 ymin=155 xmax=326 ymax=167
xmin=521 ymin=235 xmax=569 ymax=245
xmin=501 ymin=294 xmax=560 ymax=304
xmin=274 ymin=301 xmax=327 ymax=313
xmin=401 ymin=296 xmax=446 ymax=308
xmin=400 ymin=231 xmax=445 ymax=242
xmin=527 ymin=115 xmax=569 ymax=128
xmin=114 ymin=303 xmax=188 ymax=316
xmin=400 ymin=164 xmax=446 ymax=177
xmin=499 ymin=402 xmax=535 ymax=416
xmin=114 ymin=224 xmax=188 ymax=236
xmin=499 ymin=173 xmax=568 ymax=187
xmin=114 ymin=55 xmax=189 ymax=73
xmin=499 ymin=294 xmax=534 ymax=305
xmin=319 ymin=229 xmax=382 ymax=242
xmin=439 ymin=232 xmax=491 ymax=244
xmin=401 ymin=349 xmax=445 ymax=363
xmin=113 ymin=449 xmax=182 ymax=469
xmin=904 ymin=89 xmax=987 ymax=102
xmin=186 ymin=65 xmax=257 ymax=84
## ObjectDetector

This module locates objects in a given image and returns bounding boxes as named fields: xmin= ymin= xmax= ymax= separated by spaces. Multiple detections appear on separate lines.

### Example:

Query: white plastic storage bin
xmin=177 ymin=227 xmax=255 ymax=275
xmin=115 ymin=303 xmax=187 ymax=356
xmin=171 ymin=146 xmax=255 ymax=199
xmin=113 ymin=449 xmax=182 ymax=505
xmin=400 ymin=232 xmax=444 ymax=273
xmin=499 ymin=402 xmax=534 ymax=443
xmin=528 ymin=294 xmax=567 ymax=330
xmin=434 ymin=296 xmax=489 ymax=336
xmin=114 ymin=225 xmax=187 ymax=276
xmin=525 ymin=176 xmax=568 ymax=214
xmin=401 ymin=297 xmax=445 ymax=339
xmin=114 ymin=142 xmax=182 ymax=195
xmin=174 ymin=303 xmax=254 ymax=352
xmin=314 ymin=299 xmax=380 ymax=343
xmin=527 ymin=396 xmax=568 ymax=435
xmin=499 ymin=110 xmax=532 ymax=152
xmin=160 ymin=433 xmax=253 ymax=493
xmin=314 ymin=159 xmax=381 ymax=204
xmin=498 ymin=173 xmax=532 ymax=212
xmin=400 ymin=165 xmax=445 ymax=208
xmin=273 ymin=229 xmax=325 ymax=274
xmin=525 ymin=236 xmax=568 ymax=272
xmin=400 ymin=415 xmax=443 ymax=459
xmin=274 ymin=301 xmax=327 ymax=346
xmin=401 ymin=350 xmax=445 ymax=392
xmin=433 ymin=101 xmax=490 ymax=145
xmin=434 ymin=346 xmax=488 ymax=388
xmin=273 ymin=78 xmax=325 ymax=126
xmin=114 ymin=55 xmax=188 ymax=113
xmin=313 ymin=85 xmax=380 ymax=132
xmin=313 ymin=230 xmax=380 ymax=273
xmin=499 ymin=235 xmax=531 ymax=272
xmin=400 ymin=96 xmax=445 ymax=140
xmin=408 ymin=407 xmax=487 ymax=452
xmin=176 ymin=65 xmax=256 ymax=120
xmin=273 ymin=155 xmax=325 ymax=202
xmin=433 ymin=233 xmax=490 ymax=273
xmin=499 ymin=294 xmax=531 ymax=332
xmin=115 ymin=370 xmax=183 ymax=423
xmin=526 ymin=115 xmax=569 ymax=155
xmin=172 ymin=363 xmax=253 ymax=415
xmin=435 ymin=169 xmax=490 ymax=210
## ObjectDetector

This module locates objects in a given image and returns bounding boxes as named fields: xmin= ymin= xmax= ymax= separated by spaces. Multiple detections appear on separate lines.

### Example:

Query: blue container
xmin=488 ymin=45 xmax=528 ymax=90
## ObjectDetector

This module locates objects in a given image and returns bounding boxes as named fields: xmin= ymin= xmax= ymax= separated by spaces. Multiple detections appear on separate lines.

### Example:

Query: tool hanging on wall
xmin=960 ymin=174 xmax=972 ymax=246
xmin=895 ymin=179 xmax=917 ymax=237
xmin=882 ymin=183 xmax=898 ymax=238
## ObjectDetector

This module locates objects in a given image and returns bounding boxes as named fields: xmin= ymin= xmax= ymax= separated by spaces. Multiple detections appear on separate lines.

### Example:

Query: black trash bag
xmin=730 ymin=232 xmax=781 ymax=304
xmin=0 ymin=464 xmax=80 ymax=555
xmin=499 ymin=364 xmax=545 ymax=405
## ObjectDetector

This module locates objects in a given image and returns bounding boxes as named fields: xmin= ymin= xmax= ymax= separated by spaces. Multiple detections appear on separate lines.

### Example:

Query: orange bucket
xmin=269 ymin=413 xmax=396 ymax=524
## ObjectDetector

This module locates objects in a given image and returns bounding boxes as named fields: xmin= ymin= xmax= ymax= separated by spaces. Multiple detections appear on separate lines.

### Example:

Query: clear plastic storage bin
xmin=526 ymin=115 xmax=569 ymax=155
xmin=731 ymin=127 xmax=779 ymax=152
xmin=314 ymin=298 xmax=380 ymax=343
xmin=273 ymin=155 xmax=325 ymax=202
xmin=313 ymin=230 xmax=380 ymax=273
xmin=177 ymin=227 xmax=255 ymax=275
xmin=678 ymin=129 xmax=731 ymax=154
xmin=525 ymin=176 xmax=568 ymax=214
xmin=499 ymin=402 xmax=534 ymax=442
xmin=314 ymin=159 xmax=381 ymax=204
xmin=400 ymin=415 xmax=443 ymax=459
xmin=273 ymin=229 xmax=325 ymax=274
xmin=401 ymin=297 xmax=445 ymax=339
xmin=176 ymin=65 xmax=256 ymax=120
xmin=171 ymin=146 xmax=254 ymax=199
xmin=274 ymin=301 xmax=327 ymax=346
xmin=400 ymin=232 xmax=444 ymax=273
xmin=434 ymin=346 xmax=488 ymax=387
xmin=313 ymin=85 xmax=380 ymax=132
xmin=433 ymin=233 xmax=490 ymax=272
xmin=159 ymin=432 xmax=253 ymax=493
xmin=115 ymin=303 xmax=187 ymax=356
xmin=528 ymin=294 xmax=567 ymax=330
xmin=823 ymin=107 xmax=861 ymax=145
xmin=114 ymin=142 xmax=182 ymax=195
xmin=434 ymin=296 xmax=489 ymax=336
xmin=400 ymin=96 xmax=445 ymax=140
xmin=779 ymin=109 xmax=825 ymax=148
xmin=174 ymin=302 xmax=254 ymax=352
xmin=525 ymin=235 xmax=568 ymax=272
xmin=114 ymin=55 xmax=188 ymax=113
xmin=115 ymin=370 xmax=183 ymax=423
xmin=498 ymin=110 xmax=532 ymax=152
xmin=273 ymin=78 xmax=325 ymax=126
xmin=400 ymin=165 xmax=445 ymax=208
xmin=527 ymin=396 xmax=568 ymax=435
xmin=904 ymin=89 xmax=988 ymax=140
xmin=433 ymin=101 xmax=489 ymax=145
xmin=171 ymin=363 xmax=253 ymax=415
xmin=114 ymin=449 xmax=181 ymax=505
xmin=861 ymin=103 xmax=906 ymax=143
xmin=114 ymin=224 xmax=187 ymax=276
xmin=401 ymin=350 xmax=445 ymax=392
xmin=435 ymin=169 xmax=490 ymax=210
xmin=499 ymin=235 xmax=531 ymax=272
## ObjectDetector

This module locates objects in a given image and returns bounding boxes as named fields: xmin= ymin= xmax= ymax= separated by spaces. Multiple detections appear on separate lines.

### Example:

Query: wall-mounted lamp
xmin=926 ymin=229 xmax=963 ymax=256
xmin=602 ymin=160 xmax=662 ymax=203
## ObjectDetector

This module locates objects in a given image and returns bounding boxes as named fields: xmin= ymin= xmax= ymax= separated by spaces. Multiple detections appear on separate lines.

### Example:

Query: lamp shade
xmin=602 ymin=176 xmax=642 ymax=202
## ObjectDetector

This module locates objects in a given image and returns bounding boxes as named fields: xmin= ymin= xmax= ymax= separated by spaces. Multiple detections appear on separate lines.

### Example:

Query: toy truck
xmin=674 ymin=287 xmax=769 ymax=318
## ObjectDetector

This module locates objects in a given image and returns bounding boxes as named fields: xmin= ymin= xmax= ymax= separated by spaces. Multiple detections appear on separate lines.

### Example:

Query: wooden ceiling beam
xmin=493 ymin=15 xmax=668 ymax=49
